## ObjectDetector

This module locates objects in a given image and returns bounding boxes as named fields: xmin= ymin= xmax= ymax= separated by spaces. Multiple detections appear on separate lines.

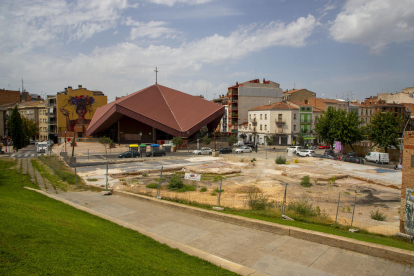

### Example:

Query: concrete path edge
xmin=23 ymin=187 xmax=266 ymax=276
xmin=113 ymin=190 xmax=414 ymax=266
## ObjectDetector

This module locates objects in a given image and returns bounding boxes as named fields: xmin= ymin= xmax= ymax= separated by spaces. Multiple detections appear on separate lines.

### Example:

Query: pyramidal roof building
xmin=86 ymin=84 xmax=224 ymax=143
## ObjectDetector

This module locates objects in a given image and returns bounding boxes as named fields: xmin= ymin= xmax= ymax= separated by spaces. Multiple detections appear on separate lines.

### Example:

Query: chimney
xmin=78 ymin=85 xmax=82 ymax=89
xmin=263 ymin=78 xmax=265 ymax=83
xmin=236 ymin=81 xmax=238 ymax=86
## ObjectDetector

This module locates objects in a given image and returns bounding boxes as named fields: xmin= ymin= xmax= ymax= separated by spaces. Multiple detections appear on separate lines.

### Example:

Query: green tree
xmin=297 ymin=135 xmax=305 ymax=146
xmin=172 ymin=137 xmax=183 ymax=147
xmin=21 ymin=117 xmax=39 ymax=140
xmin=265 ymin=135 xmax=273 ymax=146
xmin=99 ymin=136 xmax=113 ymax=156
xmin=367 ymin=111 xmax=403 ymax=153
xmin=202 ymin=135 xmax=211 ymax=145
xmin=8 ymin=106 xmax=24 ymax=151
xmin=227 ymin=135 xmax=238 ymax=146
xmin=330 ymin=109 xmax=363 ymax=152
xmin=315 ymin=107 xmax=339 ymax=148
xmin=21 ymin=117 xmax=30 ymax=146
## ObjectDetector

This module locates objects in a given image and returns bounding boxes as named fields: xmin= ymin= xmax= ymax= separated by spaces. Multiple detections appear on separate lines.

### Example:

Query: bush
xmin=167 ymin=175 xmax=184 ymax=190
xmin=227 ymin=136 xmax=238 ymax=147
xmin=294 ymin=159 xmax=299 ymax=163
xmin=213 ymin=188 xmax=224 ymax=193
xmin=240 ymin=158 xmax=244 ymax=162
xmin=142 ymin=173 xmax=148 ymax=177
xmin=199 ymin=187 xmax=207 ymax=192
xmin=275 ymin=156 xmax=286 ymax=164
xmin=370 ymin=209 xmax=386 ymax=221
xmin=177 ymin=185 xmax=196 ymax=192
xmin=251 ymin=158 xmax=256 ymax=163
xmin=146 ymin=183 xmax=159 ymax=189
xmin=300 ymin=175 xmax=312 ymax=187
xmin=247 ymin=186 xmax=270 ymax=210
xmin=288 ymin=197 xmax=318 ymax=217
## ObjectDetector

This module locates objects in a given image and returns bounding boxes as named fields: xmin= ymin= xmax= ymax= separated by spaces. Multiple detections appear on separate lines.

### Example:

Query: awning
xmin=304 ymin=137 xmax=316 ymax=140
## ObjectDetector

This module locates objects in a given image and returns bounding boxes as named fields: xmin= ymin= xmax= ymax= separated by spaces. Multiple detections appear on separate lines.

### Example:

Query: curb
xmin=113 ymin=190 xmax=414 ymax=266
xmin=23 ymin=187 xmax=266 ymax=276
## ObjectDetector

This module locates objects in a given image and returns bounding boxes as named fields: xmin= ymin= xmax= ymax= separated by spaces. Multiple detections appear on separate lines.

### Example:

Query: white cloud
xmin=329 ymin=0 xmax=414 ymax=53
xmin=147 ymin=0 xmax=212 ymax=6
xmin=126 ymin=18 xmax=183 ymax=39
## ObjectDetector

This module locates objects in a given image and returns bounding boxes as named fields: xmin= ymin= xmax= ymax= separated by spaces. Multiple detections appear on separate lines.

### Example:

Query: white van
xmin=37 ymin=142 xmax=49 ymax=153
xmin=365 ymin=152 xmax=389 ymax=164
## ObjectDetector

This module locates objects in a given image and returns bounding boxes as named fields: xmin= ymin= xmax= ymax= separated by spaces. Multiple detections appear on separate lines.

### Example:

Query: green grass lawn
xmin=0 ymin=159 xmax=237 ymax=276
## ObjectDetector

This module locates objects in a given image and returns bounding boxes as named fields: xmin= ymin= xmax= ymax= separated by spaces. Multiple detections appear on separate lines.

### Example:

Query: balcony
xmin=275 ymin=119 xmax=286 ymax=124
xmin=300 ymin=119 xmax=313 ymax=124
xmin=48 ymin=120 xmax=57 ymax=125
xmin=47 ymin=102 xmax=56 ymax=107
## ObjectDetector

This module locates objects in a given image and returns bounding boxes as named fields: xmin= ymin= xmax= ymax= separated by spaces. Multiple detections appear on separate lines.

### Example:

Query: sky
xmin=0 ymin=0 xmax=413 ymax=103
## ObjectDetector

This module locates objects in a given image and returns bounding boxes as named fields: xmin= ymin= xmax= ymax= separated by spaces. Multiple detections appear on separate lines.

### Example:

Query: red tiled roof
xmin=283 ymin=89 xmax=303 ymax=95
xmin=87 ymin=84 xmax=224 ymax=137
xmin=249 ymin=102 xmax=298 ymax=111
xmin=286 ymin=100 xmax=309 ymax=107
xmin=313 ymin=108 xmax=323 ymax=112
xmin=314 ymin=98 xmax=343 ymax=103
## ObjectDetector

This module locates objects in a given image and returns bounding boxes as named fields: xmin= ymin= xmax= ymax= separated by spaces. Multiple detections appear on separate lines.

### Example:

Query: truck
xmin=365 ymin=152 xmax=389 ymax=164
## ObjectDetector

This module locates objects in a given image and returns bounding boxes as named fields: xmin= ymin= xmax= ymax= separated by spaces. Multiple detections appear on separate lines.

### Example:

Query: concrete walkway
xmin=47 ymin=190 xmax=414 ymax=276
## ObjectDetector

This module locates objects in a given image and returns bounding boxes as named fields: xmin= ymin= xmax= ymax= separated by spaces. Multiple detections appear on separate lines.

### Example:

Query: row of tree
xmin=315 ymin=107 xmax=403 ymax=152
xmin=7 ymin=106 xmax=39 ymax=151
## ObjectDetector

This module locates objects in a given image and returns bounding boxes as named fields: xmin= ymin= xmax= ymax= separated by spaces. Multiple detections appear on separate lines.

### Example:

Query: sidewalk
xmin=39 ymin=188 xmax=414 ymax=276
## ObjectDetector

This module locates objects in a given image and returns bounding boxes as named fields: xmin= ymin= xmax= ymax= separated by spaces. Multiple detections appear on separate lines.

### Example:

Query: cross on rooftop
xmin=154 ymin=67 xmax=158 ymax=85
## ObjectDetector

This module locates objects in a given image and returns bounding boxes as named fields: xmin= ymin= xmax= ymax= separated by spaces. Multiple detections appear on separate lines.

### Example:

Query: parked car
xmin=365 ymin=152 xmax=389 ymax=164
xmin=318 ymin=145 xmax=331 ymax=149
xmin=48 ymin=140 xmax=54 ymax=146
xmin=324 ymin=149 xmax=335 ymax=156
xmin=298 ymin=150 xmax=317 ymax=157
xmin=145 ymin=149 xmax=166 ymax=157
xmin=343 ymin=156 xmax=364 ymax=164
xmin=193 ymin=148 xmax=213 ymax=155
xmin=234 ymin=141 xmax=244 ymax=146
xmin=287 ymin=146 xmax=302 ymax=154
xmin=235 ymin=146 xmax=252 ymax=153
xmin=320 ymin=154 xmax=336 ymax=160
xmin=219 ymin=147 xmax=232 ymax=154
xmin=118 ymin=151 xmax=140 ymax=158
xmin=30 ymin=140 xmax=35 ymax=145
xmin=245 ymin=144 xmax=255 ymax=150
xmin=346 ymin=152 xmax=357 ymax=158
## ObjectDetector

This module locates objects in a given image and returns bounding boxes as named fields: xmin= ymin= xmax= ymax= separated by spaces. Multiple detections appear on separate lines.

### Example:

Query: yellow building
xmin=56 ymin=85 xmax=107 ymax=142
xmin=38 ymin=102 xmax=48 ymax=141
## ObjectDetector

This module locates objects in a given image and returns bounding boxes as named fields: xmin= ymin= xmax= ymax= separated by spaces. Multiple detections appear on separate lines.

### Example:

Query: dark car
xmin=219 ymin=147 xmax=232 ymax=154
xmin=118 ymin=151 xmax=140 ymax=158
xmin=320 ymin=154 xmax=336 ymax=160
xmin=245 ymin=144 xmax=255 ymax=150
xmin=343 ymin=156 xmax=364 ymax=164
xmin=346 ymin=152 xmax=357 ymax=158
xmin=324 ymin=149 xmax=335 ymax=156
xmin=145 ymin=149 xmax=166 ymax=157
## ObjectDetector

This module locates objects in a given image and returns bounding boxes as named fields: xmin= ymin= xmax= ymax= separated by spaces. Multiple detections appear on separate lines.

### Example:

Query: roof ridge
xmin=158 ymin=85 xmax=183 ymax=131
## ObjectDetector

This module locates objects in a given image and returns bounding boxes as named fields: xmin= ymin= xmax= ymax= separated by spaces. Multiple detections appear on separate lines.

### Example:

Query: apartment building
xmin=38 ymin=102 xmax=48 ymax=141
xmin=227 ymin=79 xmax=283 ymax=134
xmin=308 ymin=98 xmax=347 ymax=111
xmin=378 ymin=87 xmax=414 ymax=104
xmin=282 ymin=88 xmax=316 ymax=104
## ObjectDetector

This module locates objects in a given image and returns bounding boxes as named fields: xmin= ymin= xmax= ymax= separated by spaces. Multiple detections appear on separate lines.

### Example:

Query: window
xmin=370 ymin=110 xmax=372 ymax=115
xmin=260 ymin=114 xmax=262 ymax=120
xmin=265 ymin=125 xmax=267 ymax=130
xmin=294 ymin=114 xmax=296 ymax=120
xmin=361 ymin=110 xmax=363 ymax=115
xmin=265 ymin=114 xmax=267 ymax=120
xmin=301 ymin=107 xmax=305 ymax=111
xmin=366 ymin=110 xmax=368 ymax=115
xmin=249 ymin=124 xmax=251 ymax=130
xmin=294 ymin=125 xmax=296 ymax=131
xmin=306 ymin=107 xmax=310 ymax=111
xmin=260 ymin=124 xmax=263 ymax=130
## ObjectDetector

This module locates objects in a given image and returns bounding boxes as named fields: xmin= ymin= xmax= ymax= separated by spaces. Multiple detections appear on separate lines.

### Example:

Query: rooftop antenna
xmin=154 ymin=67 xmax=158 ymax=85
xmin=294 ymin=83 xmax=295 ymax=89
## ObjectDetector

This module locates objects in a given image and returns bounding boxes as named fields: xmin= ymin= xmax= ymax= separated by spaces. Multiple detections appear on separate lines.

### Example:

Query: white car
xmin=298 ymin=150 xmax=316 ymax=157
xmin=193 ymin=147 xmax=213 ymax=155
xmin=286 ymin=146 xmax=302 ymax=154
xmin=235 ymin=146 xmax=253 ymax=153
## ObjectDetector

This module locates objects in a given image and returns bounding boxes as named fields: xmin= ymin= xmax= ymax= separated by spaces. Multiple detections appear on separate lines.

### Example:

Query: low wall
xmin=342 ymin=145 xmax=400 ymax=162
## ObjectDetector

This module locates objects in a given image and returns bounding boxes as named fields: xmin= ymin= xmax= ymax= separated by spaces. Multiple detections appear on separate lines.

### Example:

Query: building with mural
xmin=55 ymin=85 xmax=107 ymax=143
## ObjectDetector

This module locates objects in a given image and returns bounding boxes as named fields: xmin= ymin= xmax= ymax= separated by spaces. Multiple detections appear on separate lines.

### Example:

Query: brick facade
xmin=308 ymin=98 xmax=326 ymax=111
xmin=400 ymin=131 xmax=414 ymax=232
xmin=0 ymin=89 xmax=20 ymax=105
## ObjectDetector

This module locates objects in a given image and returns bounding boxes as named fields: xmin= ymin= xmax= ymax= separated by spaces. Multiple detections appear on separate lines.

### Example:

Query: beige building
xmin=308 ymin=98 xmax=347 ymax=111
xmin=8 ymin=101 xmax=46 ymax=141
xmin=282 ymin=88 xmax=316 ymax=104
xmin=38 ymin=102 xmax=48 ymax=141
xmin=378 ymin=87 xmax=414 ymax=104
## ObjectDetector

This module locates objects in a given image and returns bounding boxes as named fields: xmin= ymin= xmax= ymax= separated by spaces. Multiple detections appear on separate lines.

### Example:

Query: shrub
xmin=146 ymin=183 xmax=159 ymax=189
xmin=370 ymin=209 xmax=386 ymax=221
xmin=251 ymin=158 xmax=256 ymax=163
xmin=87 ymin=178 xmax=98 ymax=182
xmin=210 ymin=192 xmax=217 ymax=196
xmin=213 ymin=188 xmax=224 ymax=193
xmin=288 ymin=197 xmax=318 ymax=217
xmin=247 ymin=186 xmax=270 ymax=210
xmin=155 ymin=178 xmax=166 ymax=181
xmin=142 ymin=173 xmax=148 ymax=177
xmin=331 ymin=176 xmax=337 ymax=184
xmin=294 ymin=159 xmax=299 ymax=163
xmin=240 ymin=158 xmax=244 ymax=162
xmin=167 ymin=175 xmax=184 ymax=190
xmin=300 ymin=175 xmax=312 ymax=187
xmin=286 ymin=161 xmax=290 ymax=165
xmin=275 ymin=156 xmax=286 ymax=164
xmin=313 ymin=179 xmax=318 ymax=185
xmin=199 ymin=187 xmax=207 ymax=192
xmin=177 ymin=185 xmax=196 ymax=193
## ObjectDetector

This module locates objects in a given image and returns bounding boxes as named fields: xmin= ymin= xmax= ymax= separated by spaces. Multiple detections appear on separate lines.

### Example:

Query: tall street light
xmin=64 ymin=130 xmax=67 ymax=152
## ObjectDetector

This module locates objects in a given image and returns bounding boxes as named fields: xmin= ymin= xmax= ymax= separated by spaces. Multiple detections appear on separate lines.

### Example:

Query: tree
xmin=315 ymin=107 xmax=339 ymax=148
xmin=99 ymin=136 xmax=113 ymax=157
xmin=202 ymin=135 xmax=211 ymax=145
xmin=367 ymin=111 xmax=403 ymax=153
xmin=265 ymin=135 xmax=273 ymax=146
xmin=21 ymin=117 xmax=39 ymax=140
xmin=297 ymin=135 xmax=304 ymax=146
xmin=172 ymin=137 xmax=183 ymax=147
xmin=8 ymin=106 xmax=24 ymax=151
xmin=21 ymin=117 xmax=30 ymax=146
xmin=227 ymin=135 xmax=238 ymax=146
xmin=239 ymin=133 xmax=247 ymax=140
xmin=330 ymin=109 xmax=363 ymax=152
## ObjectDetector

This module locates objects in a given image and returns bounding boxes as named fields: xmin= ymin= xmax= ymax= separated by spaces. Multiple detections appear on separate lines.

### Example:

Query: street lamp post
xmin=399 ymin=116 xmax=414 ymax=164
xmin=64 ymin=130 xmax=67 ymax=152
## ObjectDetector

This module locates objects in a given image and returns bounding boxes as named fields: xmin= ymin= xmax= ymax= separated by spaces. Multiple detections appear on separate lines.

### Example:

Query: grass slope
xmin=0 ymin=159 xmax=237 ymax=276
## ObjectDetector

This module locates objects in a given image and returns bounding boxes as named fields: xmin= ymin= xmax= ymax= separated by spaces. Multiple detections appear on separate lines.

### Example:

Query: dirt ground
xmin=113 ymin=154 xmax=401 ymax=235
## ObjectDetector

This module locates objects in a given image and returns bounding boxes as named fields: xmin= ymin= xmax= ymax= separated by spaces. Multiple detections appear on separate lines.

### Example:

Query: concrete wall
xmin=378 ymin=92 xmax=414 ymax=104
xmin=239 ymin=94 xmax=283 ymax=125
